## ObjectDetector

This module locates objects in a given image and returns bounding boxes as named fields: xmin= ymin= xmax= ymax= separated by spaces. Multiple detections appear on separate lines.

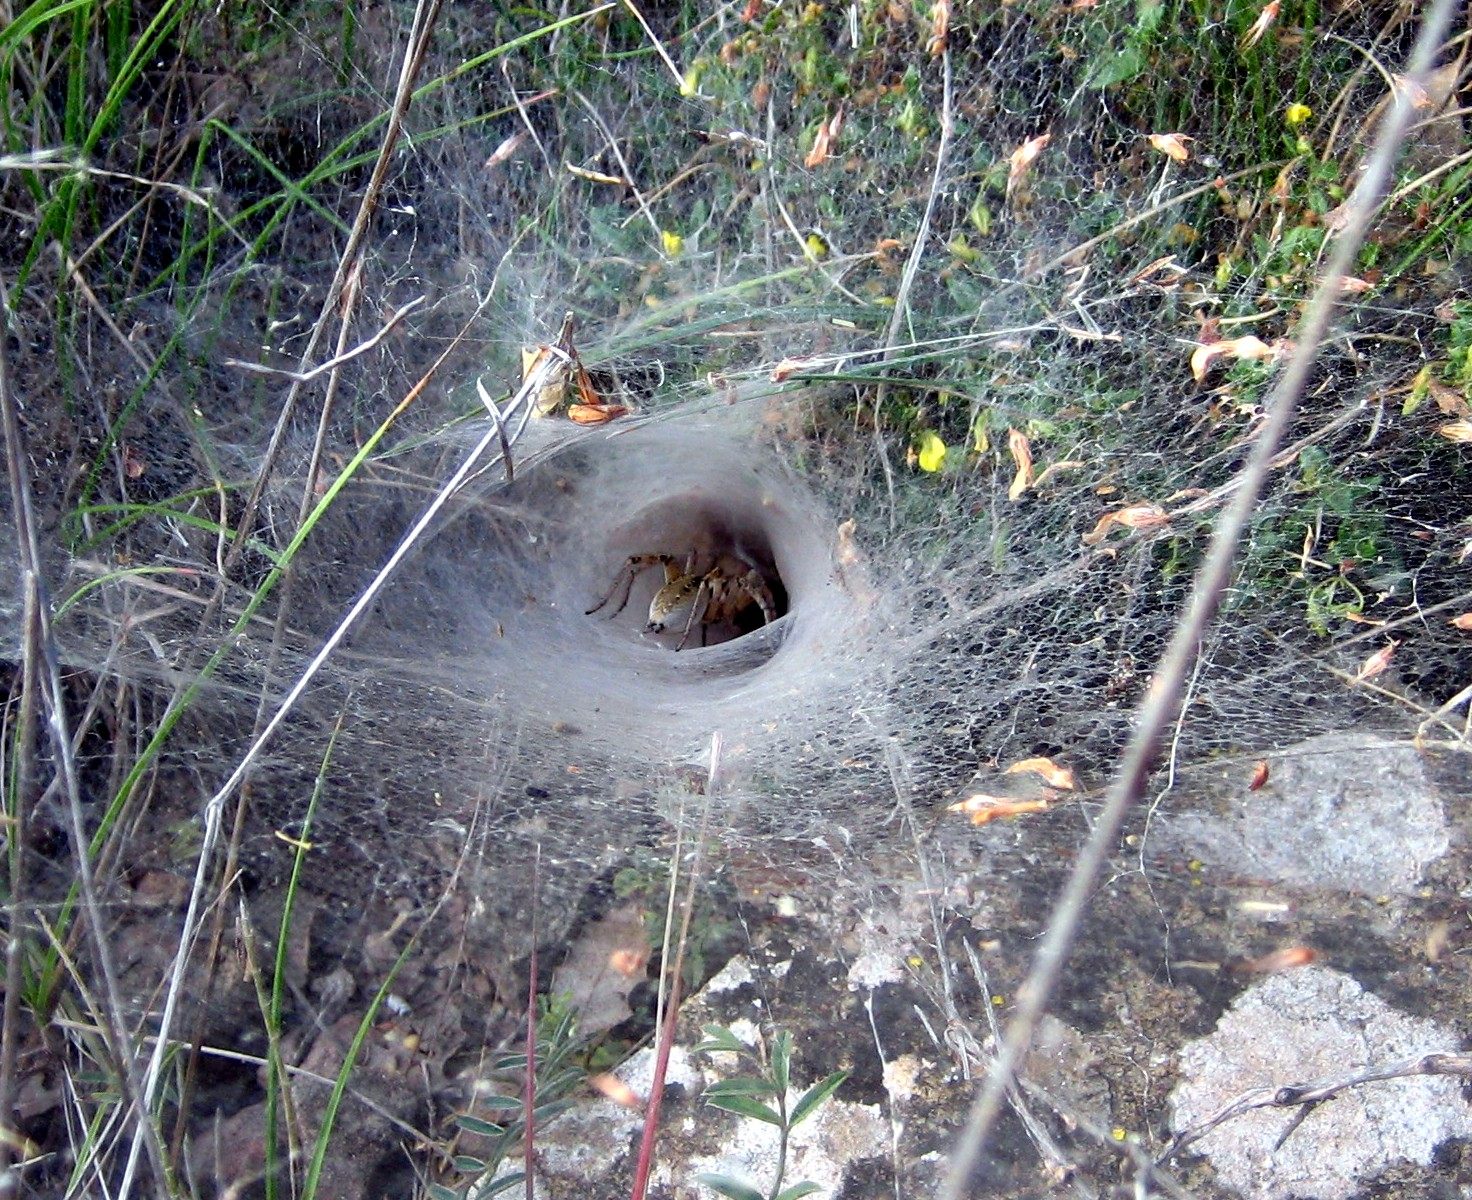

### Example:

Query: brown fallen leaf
xmin=1006 ymin=133 xmax=1051 ymax=201
xmin=1449 ymin=613 xmax=1472 ymax=631
xmin=770 ymin=356 xmax=825 ymax=382
xmin=522 ymin=343 xmax=570 ymax=415
xmin=1350 ymin=640 xmax=1397 ymax=684
xmin=1003 ymin=756 xmax=1076 ymax=791
xmin=1334 ymin=275 xmax=1374 ymax=294
xmin=1082 ymin=503 xmax=1170 ymax=545
xmin=947 ymin=794 xmax=1051 ymax=826
xmin=1437 ymin=420 xmax=1472 ymax=443
xmin=1391 ymin=72 xmax=1433 ymax=109
xmin=1146 ymin=133 xmax=1193 ymax=163
xmin=1248 ymin=759 xmax=1270 ymax=791
xmin=1007 ymin=428 xmax=1034 ymax=500
xmin=1425 ymin=920 xmax=1451 ymax=963
xmin=1426 ymin=377 xmax=1469 ymax=416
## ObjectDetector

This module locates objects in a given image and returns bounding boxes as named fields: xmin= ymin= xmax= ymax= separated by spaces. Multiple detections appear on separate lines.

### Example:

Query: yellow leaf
xmin=1003 ymin=757 xmax=1076 ymax=790
xmin=916 ymin=431 xmax=947 ymax=472
xmin=1006 ymin=428 xmax=1033 ymax=500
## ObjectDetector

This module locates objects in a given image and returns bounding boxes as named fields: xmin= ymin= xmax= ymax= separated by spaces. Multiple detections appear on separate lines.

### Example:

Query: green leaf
xmin=475 ymin=1094 xmax=524 ymax=1111
xmin=790 ymin=1071 xmax=849 ymax=1128
xmin=696 ymin=1026 xmax=749 ymax=1054
xmin=427 ymin=1185 xmax=463 ymax=1200
xmin=705 ymin=1093 xmax=784 ymax=1126
xmin=454 ymin=1114 xmax=506 ymax=1137
xmin=776 ymin=1184 xmax=823 ymax=1200
xmin=475 ymin=1172 xmax=527 ymax=1198
xmin=1085 ymin=43 xmax=1146 ymax=89
xmin=770 ymin=1030 xmax=792 ymax=1094
xmin=452 ymin=1154 xmax=487 ymax=1173
xmin=695 ymin=1174 xmax=766 ymax=1200
xmin=705 ymin=1077 xmax=782 ymax=1099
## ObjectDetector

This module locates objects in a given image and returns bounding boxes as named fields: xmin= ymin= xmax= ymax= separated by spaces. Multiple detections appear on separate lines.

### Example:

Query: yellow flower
xmin=1285 ymin=103 xmax=1312 ymax=127
xmin=661 ymin=229 xmax=685 ymax=256
xmin=916 ymin=431 xmax=947 ymax=472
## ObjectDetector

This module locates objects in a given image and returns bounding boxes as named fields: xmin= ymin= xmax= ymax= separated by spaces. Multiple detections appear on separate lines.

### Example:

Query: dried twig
xmin=1160 ymin=1052 xmax=1472 ymax=1162
xmin=223 ymin=296 xmax=425 ymax=383
xmin=937 ymin=1 xmax=1463 ymax=1192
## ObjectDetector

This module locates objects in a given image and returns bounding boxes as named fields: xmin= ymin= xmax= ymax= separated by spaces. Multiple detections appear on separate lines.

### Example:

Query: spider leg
xmin=674 ymin=576 xmax=715 ymax=651
xmin=739 ymin=569 xmax=777 ymax=625
xmin=587 ymin=554 xmax=670 ymax=617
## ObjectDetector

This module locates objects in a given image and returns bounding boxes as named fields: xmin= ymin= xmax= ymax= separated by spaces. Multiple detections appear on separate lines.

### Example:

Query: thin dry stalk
xmin=937 ymin=0 xmax=1463 ymax=1191
xmin=1 ymin=272 xmax=173 ymax=1194
xmin=629 ymin=732 xmax=722 ymax=1200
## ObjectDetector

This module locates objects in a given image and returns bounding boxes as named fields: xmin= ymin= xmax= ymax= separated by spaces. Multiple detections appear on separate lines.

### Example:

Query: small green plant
xmin=430 ymin=995 xmax=585 ymax=1200
xmin=693 ymin=1025 xmax=849 ymax=1200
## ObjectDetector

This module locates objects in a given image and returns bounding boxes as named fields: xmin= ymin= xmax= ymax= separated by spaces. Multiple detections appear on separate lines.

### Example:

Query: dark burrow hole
xmin=584 ymin=497 xmax=792 ymax=652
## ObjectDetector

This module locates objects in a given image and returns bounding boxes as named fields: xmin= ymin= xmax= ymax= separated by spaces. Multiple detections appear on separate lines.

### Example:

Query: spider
xmin=586 ymin=551 xmax=777 ymax=650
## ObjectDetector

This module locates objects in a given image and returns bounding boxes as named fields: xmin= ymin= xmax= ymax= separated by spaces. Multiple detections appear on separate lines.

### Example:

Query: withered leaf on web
xmin=1248 ymin=760 xmax=1270 ymax=791
xmin=1006 ymin=428 xmax=1034 ymax=500
xmin=947 ymin=794 xmax=1051 ymax=826
xmin=1003 ymin=756 xmax=1076 ymax=791
xmin=521 ymin=343 xmax=570 ymax=416
xmin=1239 ymin=0 xmax=1279 ymax=51
xmin=804 ymin=108 xmax=844 ymax=169
xmin=1350 ymin=640 xmax=1397 ymax=685
xmin=548 ymin=903 xmax=650 ymax=1038
xmin=1006 ymin=133 xmax=1051 ymax=201
xmin=1189 ymin=334 xmax=1282 ymax=383
xmin=927 ymin=0 xmax=950 ymax=57
xmin=1436 ymin=420 xmax=1472 ymax=444
xmin=1146 ymin=133 xmax=1193 ymax=163
xmin=567 ymin=402 xmax=629 ymax=425
xmin=1081 ymin=503 xmax=1170 ymax=545
xmin=1450 ymin=613 xmax=1472 ymax=632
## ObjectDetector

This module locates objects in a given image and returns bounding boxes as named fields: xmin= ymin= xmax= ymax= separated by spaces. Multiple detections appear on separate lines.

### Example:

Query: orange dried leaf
xmin=567 ymin=403 xmax=628 ymax=425
xmin=1239 ymin=0 xmax=1279 ymax=50
xmin=1449 ymin=613 xmax=1472 ymax=631
xmin=1006 ymin=133 xmax=1051 ymax=198
xmin=804 ymin=107 xmax=844 ymax=169
xmin=589 ymin=1072 xmax=644 ymax=1109
xmin=1007 ymin=428 xmax=1034 ymax=500
xmin=1248 ymin=760 xmax=1270 ymax=791
xmin=947 ymin=794 xmax=1051 ymax=826
xmin=1351 ymin=640 xmax=1397 ymax=684
xmin=1244 ymin=946 xmax=1318 ymax=974
xmin=1335 ymin=275 xmax=1373 ymax=294
xmin=1146 ymin=133 xmax=1193 ymax=163
xmin=1190 ymin=334 xmax=1277 ymax=382
xmin=1003 ymin=756 xmax=1076 ymax=790
xmin=927 ymin=0 xmax=951 ymax=57
xmin=1436 ymin=420 xmax=1472 ymax=443
xmin=1082 ymin=503 xmax=1170 ymax=545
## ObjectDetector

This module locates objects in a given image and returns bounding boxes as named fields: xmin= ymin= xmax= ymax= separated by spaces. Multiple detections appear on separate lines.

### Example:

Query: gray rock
xmin=1169 ymin=965 xmax=1472 ymax=1199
